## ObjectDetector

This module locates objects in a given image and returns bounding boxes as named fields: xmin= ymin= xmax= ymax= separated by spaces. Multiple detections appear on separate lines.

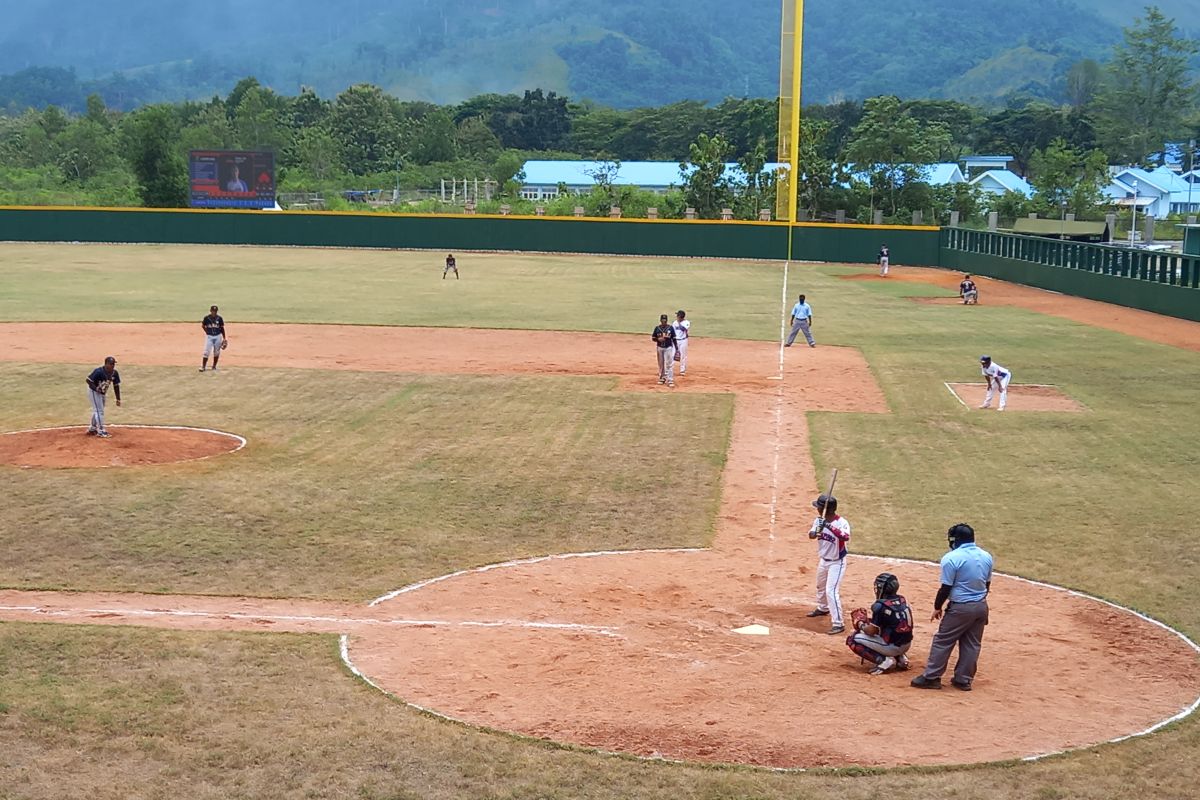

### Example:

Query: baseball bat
xmin=821 ymin=468 xmax=839 ymax=522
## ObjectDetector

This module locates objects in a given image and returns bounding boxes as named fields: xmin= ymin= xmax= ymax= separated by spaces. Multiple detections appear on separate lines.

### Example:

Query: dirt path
xmin=845 ymin=266 xmax=1200 ymax=352
xmin=1 ymin=323 xmax=1197 ymax=769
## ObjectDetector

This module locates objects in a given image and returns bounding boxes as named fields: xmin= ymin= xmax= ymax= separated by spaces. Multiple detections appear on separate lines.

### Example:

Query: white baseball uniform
xmin=671 ymin=318 xmax=690 ymax=374
xmin=981 ymin=361 xmax=1011 ymax=410
xmin=811 ymin=514 xmax=851 ymax=628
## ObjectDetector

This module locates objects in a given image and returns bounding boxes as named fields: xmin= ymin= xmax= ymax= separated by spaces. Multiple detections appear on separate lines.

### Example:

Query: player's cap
xmin=979 ymin=355 xmax=991 ymax=362
xmin=210 ymin=304 xmax=218 ymax=311
xmin=660 ymin=314 xmax=669 ymax=321
xmin=676 ymin=309 xmax=686 ymax=316
xmin=104 ymin=356 xmax=117 ymax=364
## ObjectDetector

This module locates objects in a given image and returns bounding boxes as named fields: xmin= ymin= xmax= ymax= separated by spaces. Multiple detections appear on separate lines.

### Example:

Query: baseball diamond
xmin=2 ymin=244 xmax=1200 ymax=798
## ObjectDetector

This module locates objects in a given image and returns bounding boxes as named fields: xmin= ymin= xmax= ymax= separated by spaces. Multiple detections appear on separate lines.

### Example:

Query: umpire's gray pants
xmin=786 ymin=319 xmax=814 ymax=346
xmin=919 ymin=599 xmax=989 ymax=685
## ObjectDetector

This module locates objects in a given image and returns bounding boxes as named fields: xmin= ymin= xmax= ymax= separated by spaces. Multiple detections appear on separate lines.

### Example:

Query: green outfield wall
xmin=942 ymin=227 xmax=1200 ymax=322
xmin=0 ymin=206 xmax=942 ymax=265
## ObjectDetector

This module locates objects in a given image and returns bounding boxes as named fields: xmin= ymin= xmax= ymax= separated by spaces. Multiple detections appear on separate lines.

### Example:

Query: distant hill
xmin=0 ymin=0 xmax=1183 ymax=111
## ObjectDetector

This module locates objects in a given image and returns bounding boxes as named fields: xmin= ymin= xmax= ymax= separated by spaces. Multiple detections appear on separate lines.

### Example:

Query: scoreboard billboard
xmin=189 ymin=151 xmax=276 ymax=209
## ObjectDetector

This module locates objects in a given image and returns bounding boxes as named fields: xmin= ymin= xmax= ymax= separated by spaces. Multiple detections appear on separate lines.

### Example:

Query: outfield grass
xmin=3 ymin=244 xmax=1200 ymax=799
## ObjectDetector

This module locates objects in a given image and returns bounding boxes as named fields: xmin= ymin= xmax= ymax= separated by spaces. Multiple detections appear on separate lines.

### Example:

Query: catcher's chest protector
xmin=880 ymin=596 xmax=912 ymax=639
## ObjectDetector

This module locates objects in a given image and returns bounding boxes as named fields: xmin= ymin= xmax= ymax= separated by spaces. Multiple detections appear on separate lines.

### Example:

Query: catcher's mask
xmin=947 ymin=523 xmax=975 ymax=549
xmin=874 ymin=572 xmax=900 ymax=598
xmin=811 ymin=494 xmax=837 ymax=515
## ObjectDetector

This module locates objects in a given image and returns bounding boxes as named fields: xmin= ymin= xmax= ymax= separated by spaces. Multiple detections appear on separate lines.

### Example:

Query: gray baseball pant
xmin=851 ymin=631 xmax=912 ymax=658
xmin=918 ymin=599 xmax=989 ymax=685
xmin=656 ymin=345 xmax=675 ymax=383
xmin=786 ymin=319 xmax=814 ymax=346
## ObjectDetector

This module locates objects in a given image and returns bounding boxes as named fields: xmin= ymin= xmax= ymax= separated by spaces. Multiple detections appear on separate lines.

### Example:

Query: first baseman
xmin=978 ymin=355 xmax=1011 ymax=410
xmin=672 ymin=310 xmax=690 ymax=375
xmin=805 ymin=493 xmax=850 ymax=634
xmin=443 ymin=253 xmax=458 ymax=279
xmin=652 ymin=314 xmax=676 ymax=387
xmin=200 ymin=305 xmax=227 ymax=372
xmin=85 ymin=356 xmax=121 ymax=437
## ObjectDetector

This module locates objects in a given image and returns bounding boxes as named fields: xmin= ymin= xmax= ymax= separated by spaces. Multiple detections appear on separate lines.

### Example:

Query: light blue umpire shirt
xmin=939 ymin=541 xmax=993 ymax=603
xmin=791 ymin=300 xmax=812 ymax=321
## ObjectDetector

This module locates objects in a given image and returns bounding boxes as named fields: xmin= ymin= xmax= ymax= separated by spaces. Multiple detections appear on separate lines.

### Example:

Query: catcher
xmin=200 ymin=304 xmax=228 ymax=372
xmin=846 ymin=572 xmax=914 ymax=675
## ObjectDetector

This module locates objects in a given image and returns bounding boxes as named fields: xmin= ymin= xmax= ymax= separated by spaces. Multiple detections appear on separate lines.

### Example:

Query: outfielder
xmin=85 ymin=356 xmax=121 ymax=437
xmin=878 ymin=244 xmax=890 ymax=276
xmin=978 ymin=355 xmax=1011 ymax=410
xmin=846 ymin=572 xmax=914 ymax=675
xmin=672 ymin=310 xmax=690 ymax=375
xmin=805 ymin=494 xmax=850 ymax=634
xmin=651 ymin=314 xmax=676 ymax=387
xmin=443 ymin=253 xmax=458 ymax=279
xmin=200 ymin=305 xmax=227 ymax=372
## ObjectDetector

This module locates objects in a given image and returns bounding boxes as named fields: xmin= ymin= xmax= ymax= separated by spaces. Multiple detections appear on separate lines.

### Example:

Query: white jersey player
xmin=979 ymin=355 xmax=1011 ymax=411
xmin=672 ymin=310 xmax=690 ymax=375
xmin=805 ymin=494 xmax=851 ymax=634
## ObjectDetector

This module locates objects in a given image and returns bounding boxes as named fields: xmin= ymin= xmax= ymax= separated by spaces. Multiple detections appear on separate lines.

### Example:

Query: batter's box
xmin=944 ymin=382 xmax=1086 ymax=412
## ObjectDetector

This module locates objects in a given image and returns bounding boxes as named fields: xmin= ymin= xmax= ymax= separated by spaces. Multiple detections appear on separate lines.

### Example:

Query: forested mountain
xmin=1 ymin=0 xmax=1184 ymax=112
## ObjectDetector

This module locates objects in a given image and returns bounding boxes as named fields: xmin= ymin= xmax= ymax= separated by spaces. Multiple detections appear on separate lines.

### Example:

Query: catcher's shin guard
xmin=848 ymin=635 xmax=886 ymax=665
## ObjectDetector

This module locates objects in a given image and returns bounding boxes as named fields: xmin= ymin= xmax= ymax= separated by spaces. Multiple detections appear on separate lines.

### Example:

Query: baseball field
xmin=2 ymin=242 xmax=1199 ymax=799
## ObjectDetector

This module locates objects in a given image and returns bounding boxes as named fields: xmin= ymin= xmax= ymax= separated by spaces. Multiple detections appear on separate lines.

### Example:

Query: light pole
xmin=1189 ymin=139 xmax=1196 ymax=216
xmin=1130 ymin=179 xmax=1139 ymax=247
xmin=1060 ymin=199 xmax=1068 ymax=240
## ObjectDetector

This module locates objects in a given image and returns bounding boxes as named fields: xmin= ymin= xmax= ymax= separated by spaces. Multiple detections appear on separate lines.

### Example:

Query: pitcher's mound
xmin=0 ymin=425 xmax=246 ymax=468
xmin=946 ymin=383 xmax=1084 ymax=412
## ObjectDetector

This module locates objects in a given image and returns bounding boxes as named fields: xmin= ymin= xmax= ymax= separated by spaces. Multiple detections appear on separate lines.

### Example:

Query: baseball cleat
xmin=896 ymin=655 xmax=911 ymax=671
xmin=668 ymin=382 xmax=675 ymax=388
xmin=97 ymin=431 xmax=112 ymax=438
xmin=805 ymin=609 xmax=829 ymax=618
xmin=199 ymin=367 xmax=206 ymax=372
xmin=870 ymin=656 xmax=897 ymax=675
xmin=950 ymin=679 xmax=973 ymax=691
xmin=827 ymin=625 xmax=845 ymax=635
xmin=910 ymin=675 xmax=942 ymax=689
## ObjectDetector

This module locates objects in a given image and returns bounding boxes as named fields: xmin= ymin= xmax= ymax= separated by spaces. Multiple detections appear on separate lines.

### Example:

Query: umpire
xmin=911 ymin=523 xmax=993 ymax=691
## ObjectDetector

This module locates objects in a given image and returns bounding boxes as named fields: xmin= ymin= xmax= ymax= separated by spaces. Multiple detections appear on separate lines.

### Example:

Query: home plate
xmin=732 ymin=624 xmax=770 ymax=636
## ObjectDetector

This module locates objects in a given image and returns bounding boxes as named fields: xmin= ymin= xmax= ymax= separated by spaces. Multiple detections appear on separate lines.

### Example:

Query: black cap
xmin=104 ymin=356 xmax=117 ymax=364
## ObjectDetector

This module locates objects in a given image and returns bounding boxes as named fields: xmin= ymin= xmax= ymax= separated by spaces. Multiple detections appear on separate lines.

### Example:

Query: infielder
xmin=785 ymin=294 xmax=815 ymax=347
xmin=878 ymin=244 xmax=890 ymax=276
xmin=672 ymin=310 xmax=690 ymax=375
xmin=805 ymin=493 xmax=850 ymax=634
xmin=846 ymin=572 xmax=913 ymax=675
xmin=978 ymin=355 xmax=1011 ymax=410
xmin=651 ymin=314 xmax=676 ymax=387
xmin=200 ymin=305 xmax=227 ymax=372
xmin=85 ymin=356 xmax=121 ymax=437
xmin=443 ymin=253 xmax=458 ymax=279
xmin=959 ymin=274 xmax=979 ymax=304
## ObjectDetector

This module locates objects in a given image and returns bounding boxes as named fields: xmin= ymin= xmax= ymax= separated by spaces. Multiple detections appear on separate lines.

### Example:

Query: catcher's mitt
xmin=850 ymin=607 xmax=870 ymax=631
xmin=220 ymin=339 xmax=229 ymax=350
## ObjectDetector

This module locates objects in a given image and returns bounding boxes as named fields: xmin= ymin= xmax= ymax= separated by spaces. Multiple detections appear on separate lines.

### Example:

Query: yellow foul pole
xmin=776 ymin=0 xmax=804 ymax=255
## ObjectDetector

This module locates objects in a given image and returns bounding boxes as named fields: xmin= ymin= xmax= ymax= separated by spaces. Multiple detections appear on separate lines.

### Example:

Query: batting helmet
xmin=979 ymin=355 xmax=991 ymax=364
xmin=811 ymin=494 xmax=838 ymax=514
xmin=947 ymin=523 xmax=975 ymax=549
xmin=874 ymin=572 xmax=900 ymax=598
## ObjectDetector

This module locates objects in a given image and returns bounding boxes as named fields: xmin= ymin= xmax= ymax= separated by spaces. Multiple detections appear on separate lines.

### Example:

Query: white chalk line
xmin=768 ymin=258 xmax=790 ymax=541
xmin=943 ymin=382 xmax=969 ymax=408
xmin=0 ymin=603 xmax=619 ymax=636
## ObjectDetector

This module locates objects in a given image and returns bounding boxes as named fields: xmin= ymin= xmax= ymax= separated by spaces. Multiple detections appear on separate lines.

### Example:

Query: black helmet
xmin=874 ymin=572 xmax=900 ymax=598
xmin=812 ymin=494 xmax=837 ymax=514
xmin=948 ymin=523 xmax=975 ymax=549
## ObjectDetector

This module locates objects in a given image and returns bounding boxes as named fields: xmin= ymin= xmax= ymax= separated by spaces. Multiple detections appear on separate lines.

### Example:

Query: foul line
xmin=768 ymin=259 xmax=790 ymax=541
xmin=0 ymin=603 xmax=619 ymax=636
xmin=943 ymin=382 xmax=969 ymax=408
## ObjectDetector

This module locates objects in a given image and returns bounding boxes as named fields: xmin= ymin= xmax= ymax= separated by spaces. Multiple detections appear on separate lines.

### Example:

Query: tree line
xmin=0 ymin=7 xmax=1194 ymax=224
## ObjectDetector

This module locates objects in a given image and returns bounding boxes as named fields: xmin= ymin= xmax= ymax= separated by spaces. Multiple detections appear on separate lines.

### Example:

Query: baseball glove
xmin=850 ymin=607 xmax=870 ymax=631
xmin=221 ymin=339 xmax=229 ymax=350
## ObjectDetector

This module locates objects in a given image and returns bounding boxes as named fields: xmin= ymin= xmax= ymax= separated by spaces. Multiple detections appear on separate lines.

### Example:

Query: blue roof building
xmin=962 ymin=155 xmax=1014 ymax=179
xmin=1103 ymin=166 xmax=1198 ymax=217
xmin=970 ymin=169 xmax=1034 ymax=198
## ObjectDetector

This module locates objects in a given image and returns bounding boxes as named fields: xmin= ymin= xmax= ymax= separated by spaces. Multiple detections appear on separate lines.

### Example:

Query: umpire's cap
xmin=812 ymin=494 xmax=838 ymax=514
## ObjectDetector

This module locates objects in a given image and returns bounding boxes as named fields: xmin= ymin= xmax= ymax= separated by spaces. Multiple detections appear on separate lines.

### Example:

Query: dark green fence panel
xmin=789 ymin=223 xmax=941 ymax=266
xmin=941 ymin=227 xmax=1200 ymax=322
